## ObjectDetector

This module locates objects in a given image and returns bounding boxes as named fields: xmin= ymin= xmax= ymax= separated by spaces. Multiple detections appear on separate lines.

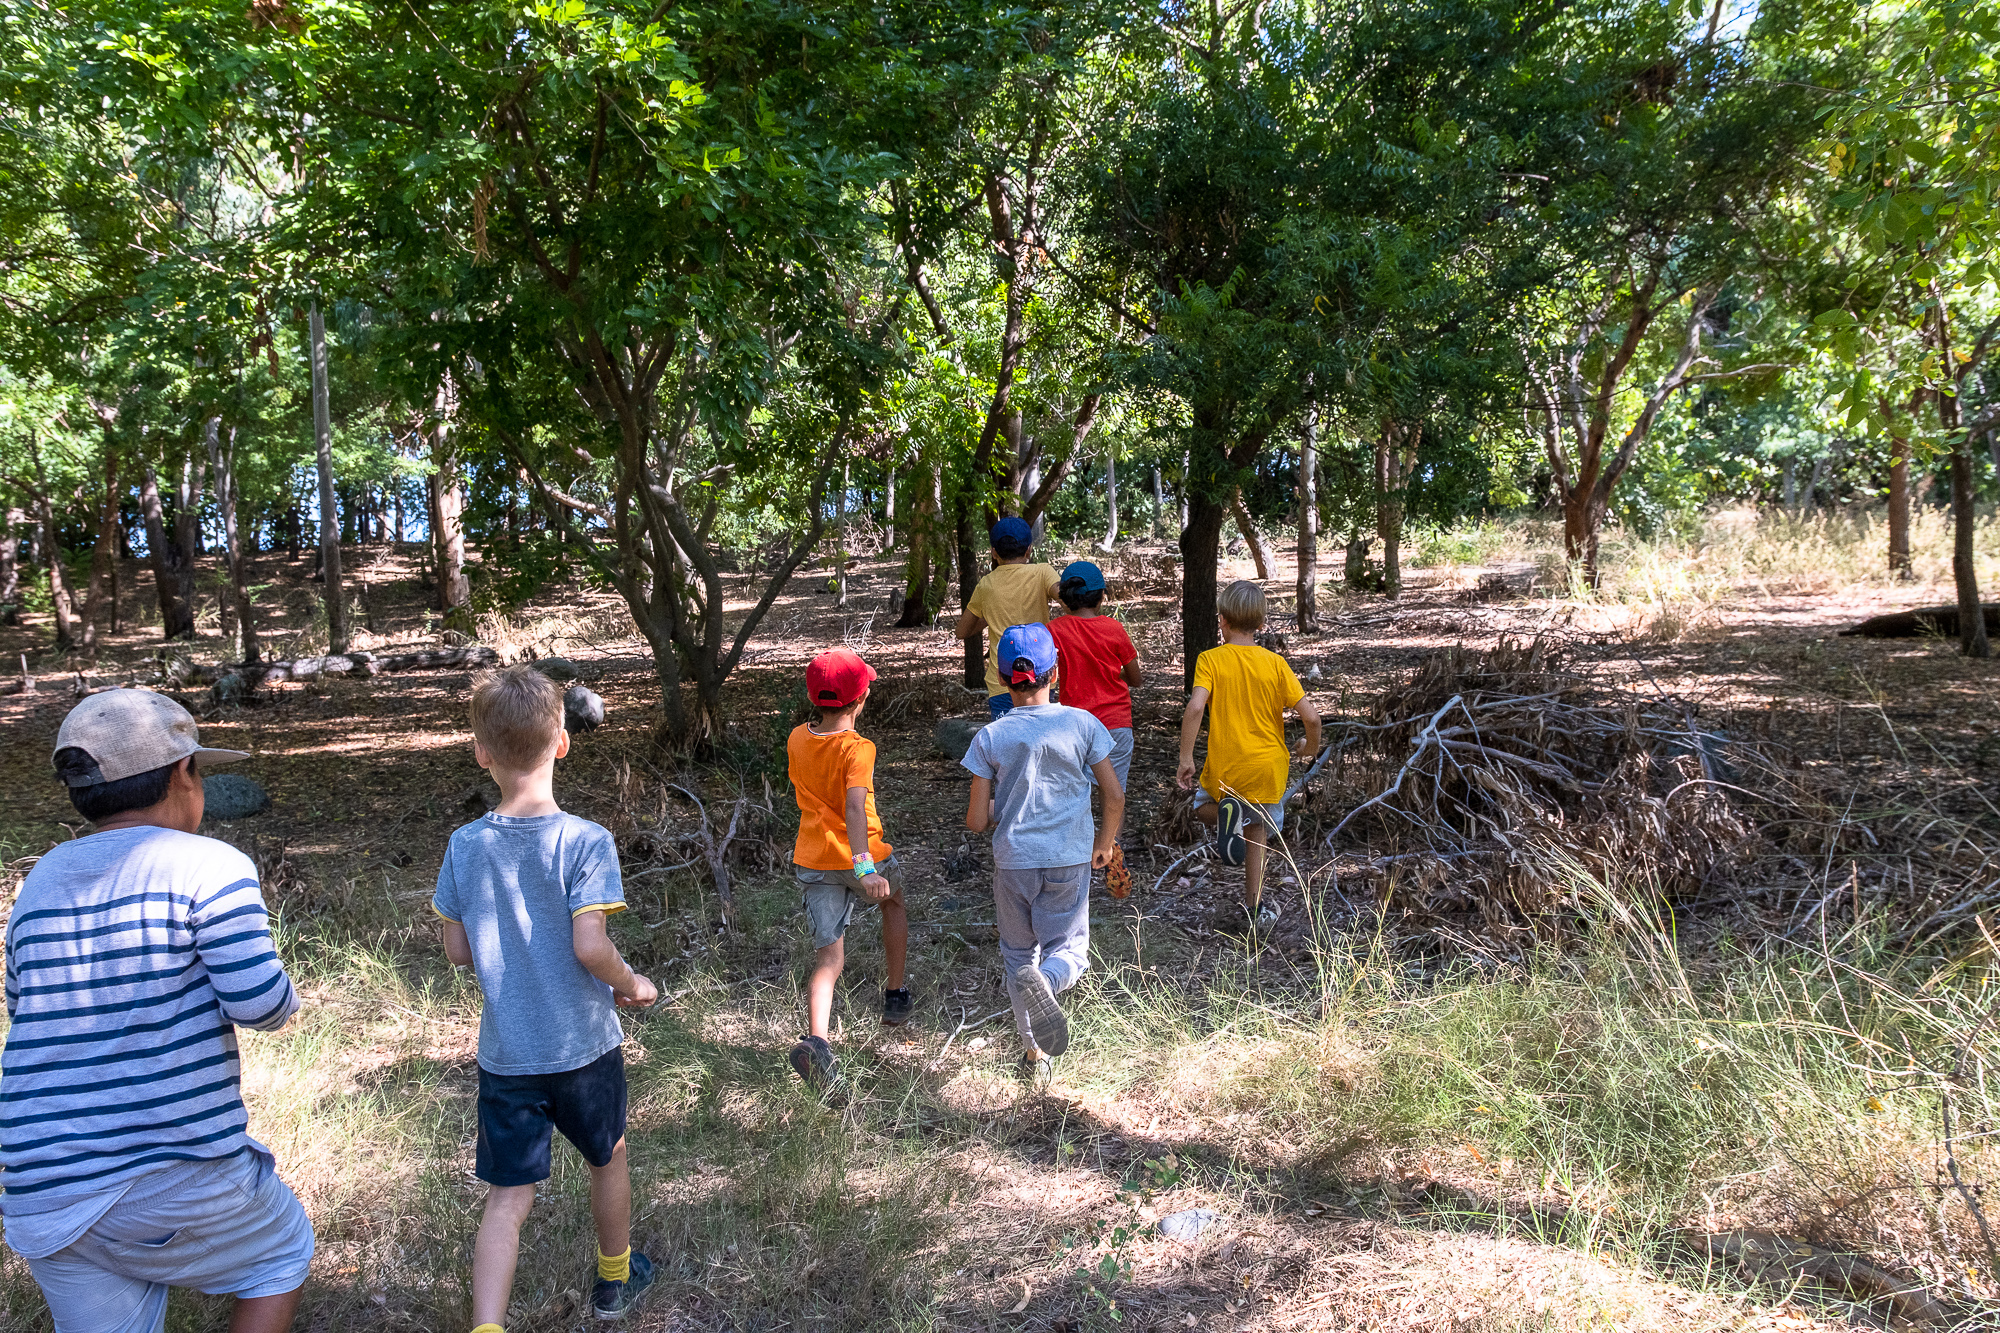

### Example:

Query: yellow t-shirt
xmin=1193 ymin=643 xmax=1304 ymax=804
xmin=966 ymin=561 xmax=1061 ymax=696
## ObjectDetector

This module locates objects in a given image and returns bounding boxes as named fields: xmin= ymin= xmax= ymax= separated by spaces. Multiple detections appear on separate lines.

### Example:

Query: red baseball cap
xmin=806 ymin=649 xmax=876 ymax=708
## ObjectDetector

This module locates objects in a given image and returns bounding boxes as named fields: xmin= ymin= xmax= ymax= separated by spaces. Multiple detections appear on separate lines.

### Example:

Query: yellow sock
xmin=598 ymin=1246 xmax=631 ymax=1284
xmin=471 ymin=1325 xmax=505 ymax=1333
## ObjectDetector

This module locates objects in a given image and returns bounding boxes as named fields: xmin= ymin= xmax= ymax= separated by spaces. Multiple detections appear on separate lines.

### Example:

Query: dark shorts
xmin=476 ymin=1045 xmax=627 ymax=1187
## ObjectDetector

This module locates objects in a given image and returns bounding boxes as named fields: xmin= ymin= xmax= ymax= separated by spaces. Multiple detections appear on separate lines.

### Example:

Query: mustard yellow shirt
xmin=1193 ymin=643 xmax=1304 ymax=804
xmin=966 ymin=562 xmax=1061 ymax=696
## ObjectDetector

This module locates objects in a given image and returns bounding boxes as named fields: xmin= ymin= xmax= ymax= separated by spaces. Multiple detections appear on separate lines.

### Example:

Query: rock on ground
xmin=203 ymin=774 xmax=271 ymax=821
xmin=934 ymin=717 xmax=984 ymax=762
xmin=564 ymin=685 xmax=604 ymax=733
xmin=531 ymin=657 xmax=579 ymax=682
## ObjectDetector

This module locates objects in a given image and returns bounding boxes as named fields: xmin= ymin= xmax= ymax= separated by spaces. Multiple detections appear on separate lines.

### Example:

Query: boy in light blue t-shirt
xmin=434 ymin=666 xmax=659 ymax=1333
xmin=962 ymin=623 xmax=1124 ymax=1089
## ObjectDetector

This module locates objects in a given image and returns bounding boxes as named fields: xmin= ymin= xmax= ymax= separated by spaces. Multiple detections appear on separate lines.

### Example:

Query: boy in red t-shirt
xmin=1049 ymin=561 xmax=1144 ymax=897
xmin=785 ymin=649 xmax=909 ymax=1095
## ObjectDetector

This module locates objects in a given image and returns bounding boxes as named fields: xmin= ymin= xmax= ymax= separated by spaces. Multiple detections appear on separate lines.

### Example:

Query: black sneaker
xmin=1216 ymin=796 xmax=1249 ymax=867
xmin=1012 ymin=965 xmax=1070 ymax=1057
xmin=592 ymin=1250 xmax=655 ymax=1320
xmin=788 ymin=1035 xmax=840 ymax=1094
xmin=882 ymin=987 xmax=913 ymax=1026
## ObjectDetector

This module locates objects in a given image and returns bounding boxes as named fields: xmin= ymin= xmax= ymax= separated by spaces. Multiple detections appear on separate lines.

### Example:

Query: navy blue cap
xmin=1060 ymin=561 xmax=1106 ymax=595
xmin=997 ymin=622 xmax=1058 ymax=686
xmin=989 ymin=516 xmax=1032 ymax=551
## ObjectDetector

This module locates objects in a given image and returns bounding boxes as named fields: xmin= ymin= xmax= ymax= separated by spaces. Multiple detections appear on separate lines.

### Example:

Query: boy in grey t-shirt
xmin=963 ymin=623 xmax=1124 ymax=1088
xmin=434 ymin=667 xmax=659 ymax=1331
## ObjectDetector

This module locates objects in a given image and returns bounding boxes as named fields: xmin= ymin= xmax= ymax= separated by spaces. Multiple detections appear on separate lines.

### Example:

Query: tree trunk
xmin=207 ymin=420 xmax=260 ymax=665
xmin=1098 ymin=450 xmax=1119 ymax=552
xmin=80 ymin=445 xmax=120 ymax=650
xmin=1150 ymin=466 xmax=1166 ymax=538
xmin=39 ymin=500 xmax=74 ymax=651
xmin=1180 ymin=495 xmax=1228 ymax=690
xmin=1178 ymin=451 xmax=1190 ymax=531
xmin=310 ymin=302 xmax=349 ymax=653
xmin=883 ymin=463 xmax=896 ymax=549
xmin=1230 ymin=489 xmax=1271 ymax=580
xmin=1374 ymin=425 xmax=1406 ymax=598
xmin=956 ymin=496 xmax=982 ymax=690
xmin=896 ymin=461 xmax=934 ymax=627
xmin=1936 ymin=398 xmax=1990 ymax=661
xmin=835 ymin=459 xmax=849 ymax=608
xmin=175 ymin=450 xmax=206 ymax=594
xmin=1297 ymin=408 xmax=1319 ymax=633
xmin=428 ymin=379 xmax=470 ymax=616
xmin=138 ymin=451 xmax=196 ymax=640
xmin=1 ymin=506 xmax=21 ymax=625
xmin=1882 ymin=394 xmax=1917 ymax=580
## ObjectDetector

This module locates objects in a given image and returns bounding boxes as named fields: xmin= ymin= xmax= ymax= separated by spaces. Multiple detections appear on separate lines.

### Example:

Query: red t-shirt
xmin=1049 ymin=613 xmax=1139 ymax=731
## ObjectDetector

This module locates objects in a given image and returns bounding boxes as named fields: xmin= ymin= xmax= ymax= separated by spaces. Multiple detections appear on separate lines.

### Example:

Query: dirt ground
xmin=1 ymin=531 xmax=1996 ymax=1332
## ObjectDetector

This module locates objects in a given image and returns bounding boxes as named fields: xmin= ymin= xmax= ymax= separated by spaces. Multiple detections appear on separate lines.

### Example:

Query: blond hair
xmin=1217 ymin=579 xmax=1266 ymax=633
xmin=470 ymin=665 xmax=564 ymax=770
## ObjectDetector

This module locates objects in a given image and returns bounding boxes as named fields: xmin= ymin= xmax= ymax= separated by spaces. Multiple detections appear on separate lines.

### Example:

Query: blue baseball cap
xmin=996 ymin=622 xmax=1058 ymax=687
xmin=1060 ymin=561 xmax=1106 ymax=596
xmin=989 ymin=516 xmax=1032 ymax=552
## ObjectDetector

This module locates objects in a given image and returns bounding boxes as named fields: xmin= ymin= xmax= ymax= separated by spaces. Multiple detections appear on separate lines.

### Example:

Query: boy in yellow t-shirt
xmin=1175 ymin=581 xmax=1321 ymax=930
xmin=954 ymin=516 xmax=1061 ymax=719
xmin=786 ymin=649 xmax=909 ymax=1095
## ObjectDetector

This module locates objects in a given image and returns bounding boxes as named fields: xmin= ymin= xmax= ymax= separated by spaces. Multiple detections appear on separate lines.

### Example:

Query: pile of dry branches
xmin=1329 ymin=637 xmax=1769 ymax=946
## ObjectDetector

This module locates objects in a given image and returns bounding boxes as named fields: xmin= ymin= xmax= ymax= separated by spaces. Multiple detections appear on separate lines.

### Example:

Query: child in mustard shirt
xmin=787 ymin=649 xmax=909 ymax=1094
xmin=1175 ymin=581 xmax=1321 ymax=929
xmin=954 ymin=516 xmax=1061 ymax=719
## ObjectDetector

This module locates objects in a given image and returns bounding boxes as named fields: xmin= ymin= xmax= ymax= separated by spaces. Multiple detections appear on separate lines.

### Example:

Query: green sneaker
xmin=592 ymin=1250 xmax=655 ymax=1320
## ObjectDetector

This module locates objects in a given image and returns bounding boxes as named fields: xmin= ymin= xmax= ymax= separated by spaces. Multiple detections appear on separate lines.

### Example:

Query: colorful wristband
xmin=853 ymin=854 xmax=877 ymax=880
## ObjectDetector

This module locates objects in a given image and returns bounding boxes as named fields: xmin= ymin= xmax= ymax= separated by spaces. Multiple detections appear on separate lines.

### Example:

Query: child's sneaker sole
xmin=1216 ymin=796 xmax=1249 ymax=867
xmin=1013 ymin=965 xmax=1070 ymax=1058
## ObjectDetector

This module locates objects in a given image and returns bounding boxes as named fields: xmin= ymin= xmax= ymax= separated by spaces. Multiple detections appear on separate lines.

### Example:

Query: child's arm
xmin=965 ymin=775 xmax=994 ymax=832
xmin=572 ymin=911 xmax=657 ymax=1008
xmin=1175 ymin=687 xmax=1211 ymax=789
xmin=1089 ymin=758 xmax=1124 ymax=868
xmin=952 ymin=609 xmax=985 ymax=641
xmin=845 ymin=785 xmax=891 ymax=902
xmin=442 ymin=918 xmax=473 ymax=967
xmin=1290 ymin=696 xmax=1323 ymax=758
xmin=1120 ymin=659 xmax=1144 ymax=689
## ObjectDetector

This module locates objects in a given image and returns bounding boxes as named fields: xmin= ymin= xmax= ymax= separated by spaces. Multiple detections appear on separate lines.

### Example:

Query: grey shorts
xmin=1095 ymin=727 xmax=1134 ymax=794
xmin=1194 ymin=785 xmax=1286 ymax=833
xmin=798 ymin=854 xmax=902 ymax=950
xmin=19 ymin=1149 xmax=314 ymax=1333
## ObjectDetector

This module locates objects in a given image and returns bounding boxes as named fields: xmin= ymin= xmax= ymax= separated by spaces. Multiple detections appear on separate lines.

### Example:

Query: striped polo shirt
xmin=1 ymin=826 xmax=298 ymax=1208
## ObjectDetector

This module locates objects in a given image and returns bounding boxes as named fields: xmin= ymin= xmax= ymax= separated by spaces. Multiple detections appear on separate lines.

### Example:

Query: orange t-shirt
xmin=788 ymin=724 xmax=893 ymax=870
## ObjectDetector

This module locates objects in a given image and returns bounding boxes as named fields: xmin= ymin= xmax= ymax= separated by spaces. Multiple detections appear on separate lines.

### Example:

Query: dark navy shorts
xmin=476 ymin=1045 xmax=627 ymax=1186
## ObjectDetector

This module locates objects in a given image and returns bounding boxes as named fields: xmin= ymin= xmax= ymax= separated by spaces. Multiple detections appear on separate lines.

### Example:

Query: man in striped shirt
xmin=2 ymin=689 xmax=312 ymax=1333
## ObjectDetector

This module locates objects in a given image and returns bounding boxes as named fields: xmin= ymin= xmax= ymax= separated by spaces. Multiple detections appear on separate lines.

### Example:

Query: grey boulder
xmin=531 ymin=657 xmax=579 ymax=683
xmin=934 ymin=717 xmax=984 ymax=762
xmin=564 ymin=684 xmax=605 ymax=733
xmin=203 ymin=774 xmax=270 ymax=821
xmin=209 ymin=672 xmax=251 ymax=706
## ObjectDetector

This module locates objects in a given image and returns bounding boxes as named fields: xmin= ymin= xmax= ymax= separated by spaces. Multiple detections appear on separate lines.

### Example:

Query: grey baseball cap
xmin=52 ymin=688 xmax=249 ymax=786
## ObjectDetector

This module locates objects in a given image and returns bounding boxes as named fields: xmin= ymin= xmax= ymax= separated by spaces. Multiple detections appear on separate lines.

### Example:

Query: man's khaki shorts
xmin=797 ymin=854 xmax=902 ymax=950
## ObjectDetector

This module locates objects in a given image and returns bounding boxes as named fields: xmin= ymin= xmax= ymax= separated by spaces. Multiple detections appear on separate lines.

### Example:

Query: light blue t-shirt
xmin=962 ymin=703 xmax=1114 ymax=869
xmin=432 ymin=812 xmax=627 ymax=1076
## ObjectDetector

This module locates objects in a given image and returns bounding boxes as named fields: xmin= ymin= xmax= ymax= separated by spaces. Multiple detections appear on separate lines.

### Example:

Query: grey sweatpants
xmin=993 ymin=863 xmax=1091 ymax=1049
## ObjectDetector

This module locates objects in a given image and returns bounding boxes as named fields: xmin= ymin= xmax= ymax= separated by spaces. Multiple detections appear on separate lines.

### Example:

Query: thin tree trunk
xmin=310 ymin=302 xmax=349 ymax=653
xmin=0 ymin=506 xmax=20 ymax=625
xmin=28 ymin=430 xmax=76 ymax=650
xmin=883 ymin=463 xmax=895 ymax=549
xmin=956 ymin=496 xmax=982 ymax=690
xmin=1882 ymin=394 xmax=1917 ymax=580
xmin=896 ymin=459 xmax=933 ymax=627
xmin=1230 ymin=489 xmax=1271 ymax=580
xmin=80 ymin=445 xmax=120 ymax=651
xmin=207 ymin=421 xmax=259 ymax=664
xmin=1098 ymin=450 xmax=1119 ymax=552
xmin=428 ymin=379 xmax=469 ymax=617
xmin=1297 ymin=408 xmax=1319 ymax=633
xmin=138 ymin=452 xmax=196 ymax=640
xmin=1150 ymin=466 xmax=1166 ymax=538
xmin=1178 ymin=451 xmax=1190 ymax=531
xmin=1933 ymin=317 xmax=1990 ymax=658
xmin=1180 ymin=494 xmax=1228 ymax=690
xmin=1375 ymin=426 xmax=1405 ymax=597
xmin=835 ymin=459 xmax=849 ymax=608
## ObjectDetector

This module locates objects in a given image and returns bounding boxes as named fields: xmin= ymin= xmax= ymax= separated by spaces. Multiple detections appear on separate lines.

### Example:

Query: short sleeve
xmin=1083 ymin=715 xmax=1114 ymax=766
xmin=1043 ymin=566 xmax=1062 ymax=599
xmin=1192 ymin=649 xmax=1215 ymax=693
xmin=961 ymin=729 xmax=998 ymax=780
xmin=844 ymin=736 xmax=876 ymax=792
xmin=1115 ymin=624 xmax=1139 ymax=664
xmin=1276 ymin=656 xmax=1304 ymax=707
xmin=432 ymin=844 xmax=461 ymax=923
xmin=967 ymin=578 xmax=993 ymax=622
xmin=567 ymin=825 xmax=627 ymax=919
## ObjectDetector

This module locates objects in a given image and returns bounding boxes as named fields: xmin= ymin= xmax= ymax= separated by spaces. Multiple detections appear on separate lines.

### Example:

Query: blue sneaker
xmin=592 ymin=1250 xmax=654 ymax=1320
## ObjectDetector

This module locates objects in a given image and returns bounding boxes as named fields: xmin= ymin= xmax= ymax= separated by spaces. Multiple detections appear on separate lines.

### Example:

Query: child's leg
xmin=1242 ymin=823 xmax=1268 ymax=908
xmin=879 ymin=887 xmax=908 ymax=992
xmin=471 ymin=1184 xmax=536 ymax=1327
xmin=588 ymin=1137 xmax=631 ymax=1266
xmin=991 ymin=867 xmax=1041 ymax=1051
xmin=806 ymin=937 xmax=844 ymax=1040
xmin=1032 ymin=865 xmax=1092 ymax=994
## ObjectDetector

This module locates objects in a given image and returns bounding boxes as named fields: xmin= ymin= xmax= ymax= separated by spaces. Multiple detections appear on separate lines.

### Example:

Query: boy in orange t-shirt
xmin=786 ymin=649 xmax=909 ymax=1094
